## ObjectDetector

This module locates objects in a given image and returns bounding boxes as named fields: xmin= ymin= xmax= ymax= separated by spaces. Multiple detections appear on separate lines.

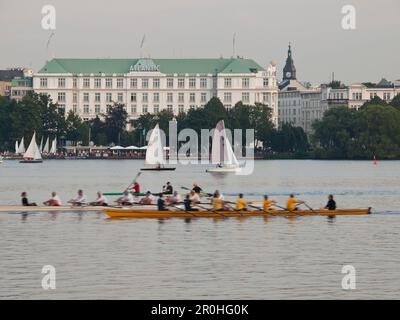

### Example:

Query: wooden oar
xmin=302 ymin=202 xmax=316 ymax=212
xmin=269 ymin=203 xmax=302 ymax=215
xmin=194 ymin=203 xmax=229 ymax=217
xmin=245 ymin=203 xmax=276 ymax=215
xmin=170 ymin=204 xmax=199 ymax=217
xmin=180 ymin=186 xmax=212 ymax=197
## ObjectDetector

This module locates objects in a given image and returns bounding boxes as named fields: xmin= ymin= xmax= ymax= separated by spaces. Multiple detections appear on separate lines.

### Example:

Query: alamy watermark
xmin=41 ymin=5 xmax=56 ymax=30
xmin=41 ymin=265 xmax=56 ymax=290
xmin=341 ymin=265 xmax=356 ymax=290
xmin=341 ymin=5 xmax=356 ymax=30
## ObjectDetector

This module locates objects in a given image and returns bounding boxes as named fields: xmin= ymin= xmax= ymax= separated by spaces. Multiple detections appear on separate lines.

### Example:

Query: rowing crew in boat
xmin=208 ymin=192 xmax=338 ymax=212
xmin=20 ymin=190 xmax=109 ymax=207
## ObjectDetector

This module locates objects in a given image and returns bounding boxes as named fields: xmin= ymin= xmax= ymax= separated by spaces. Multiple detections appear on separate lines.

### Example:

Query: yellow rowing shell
xmin=103 ymin=208 xmax=372 ymax=218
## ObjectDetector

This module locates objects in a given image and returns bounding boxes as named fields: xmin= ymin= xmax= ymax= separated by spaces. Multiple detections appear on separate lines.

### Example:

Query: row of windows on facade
xmin=278 ymin=99 xmax=321 ymax=107
xmin=55 ymin=92 xmax=273 ymax=104
xmin=279 ymin=109 xmax=324 ymax=118
xmin=351 ymin=92 xmax=392 ymax=101
xmin=39 ymin=77 xmax=272 ymax=90
xmin=59 ymin=104 xmax=207 ymax=115
xmin=67 ymin=103 xmax=268 ymax=115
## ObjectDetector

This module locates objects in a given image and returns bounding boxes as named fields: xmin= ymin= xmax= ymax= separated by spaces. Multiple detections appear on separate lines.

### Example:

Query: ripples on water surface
xmin=0 ymin=160 xmax=399 ymax=299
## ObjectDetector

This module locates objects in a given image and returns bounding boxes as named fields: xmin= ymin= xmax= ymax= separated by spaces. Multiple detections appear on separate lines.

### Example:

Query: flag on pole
xmin=233 ymin=32 xmax=236 ymax=57
xmin=140 ymin=34 xmax=146 ymax=49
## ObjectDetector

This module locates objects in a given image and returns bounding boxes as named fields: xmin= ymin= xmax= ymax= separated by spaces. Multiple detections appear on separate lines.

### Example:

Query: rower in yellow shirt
xmin=263 ymin=195 xmax=276 ymax=211
xmin=212 ymin=191 xmax=225 ymax=211
xmin=236 ymin=193 xmax=249 ymax=211
xmin=287 ymin=194 xmax=304 ymax=211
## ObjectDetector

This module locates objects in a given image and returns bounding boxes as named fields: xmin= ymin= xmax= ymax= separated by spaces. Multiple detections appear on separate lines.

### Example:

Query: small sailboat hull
xmin=141 ymin=167 xmax=176 ymax=171
xmin=206 ymin=167 xmax=241 ymax=173
xmin=20 ymin=160 xmax=43 ymax=163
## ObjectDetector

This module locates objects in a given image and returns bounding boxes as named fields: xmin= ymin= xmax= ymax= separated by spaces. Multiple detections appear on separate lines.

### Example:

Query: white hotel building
xmin=33 ymin=58 xmax=279 ymax=125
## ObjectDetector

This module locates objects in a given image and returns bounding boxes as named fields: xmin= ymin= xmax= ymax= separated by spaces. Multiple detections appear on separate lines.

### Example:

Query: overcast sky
xmin=0 ymin=0 xmax=399 ymax=84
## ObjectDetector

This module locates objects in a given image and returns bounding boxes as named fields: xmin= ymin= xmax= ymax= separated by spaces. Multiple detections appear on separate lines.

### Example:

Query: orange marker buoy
xmin=374 ymin=155 xmax=378 ymax=166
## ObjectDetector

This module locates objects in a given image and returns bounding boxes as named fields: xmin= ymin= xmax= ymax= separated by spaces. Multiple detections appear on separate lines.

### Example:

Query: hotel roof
xmin=38 ymin=58 xmax=264 ymax=75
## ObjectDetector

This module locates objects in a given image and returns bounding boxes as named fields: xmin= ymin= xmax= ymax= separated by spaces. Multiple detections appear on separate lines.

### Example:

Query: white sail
xmin=23 ymin=132 xmax=42 ymax=160
xmin=18 ymin=137 xmax=25 ymax=154
xmin=145 ymin=124 xmax=165 ymax=165
xmin=15 ymin=140 xmax=19 ymax=154
xmin=211 ymin=120 xmax=239 ymax=167
xmin=43 ymin=137 xmax=50 ymax=154
xmin=50 ymin=137 xmax=57 ymax=154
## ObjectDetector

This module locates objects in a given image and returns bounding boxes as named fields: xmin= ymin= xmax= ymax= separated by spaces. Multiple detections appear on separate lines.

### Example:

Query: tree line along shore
xmin=1 ymin=93 xmax=400 ymax=160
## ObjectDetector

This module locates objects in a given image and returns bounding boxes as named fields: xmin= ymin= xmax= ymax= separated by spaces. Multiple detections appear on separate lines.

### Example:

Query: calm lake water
xmin=0 ymin=160 xmax=399 ymax=299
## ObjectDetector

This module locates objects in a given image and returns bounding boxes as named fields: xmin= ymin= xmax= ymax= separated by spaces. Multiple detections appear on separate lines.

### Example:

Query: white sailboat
xmin=43 ymin=137 xmax=50 ymax=154
xmin=206 ymin=120 xmax=241 ymax=173
xmin=49 ymin=137 xmax=57 ymax=154
xmin=20 ymin=132 xmax=43 ymax=163
xmin=15 ymin=140 xmax=19 ymax=154
xmin=141 ymin=124 xmax=175 ymax=171
xmin=17 ymin=137 xmax=26 ymax=154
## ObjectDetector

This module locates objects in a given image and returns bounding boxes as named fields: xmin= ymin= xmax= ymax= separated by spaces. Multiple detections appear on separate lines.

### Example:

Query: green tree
xmin=390 ymin=94 xmax=400 ymax=110
xmin=104 ymin=103 xmax=128 ymax=144
xmin=312 ymin=106 xmax=357 ymax=158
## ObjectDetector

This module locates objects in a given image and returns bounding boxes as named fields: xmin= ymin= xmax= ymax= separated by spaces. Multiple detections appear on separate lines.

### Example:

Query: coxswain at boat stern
xmin=287 ymin=194 xmax=304 ymax=211
xmin=157 ymin=193 xmax=168 ymax=211
xmin=21 ymin=192 xmax=37 ymax=207
xmin=263 ymin=195 xmax=276 ymax=211
xmin=68 ymin=189 xmax=87 ymax=206
xmin=325 ymin=194 xmax=337 ymax=210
